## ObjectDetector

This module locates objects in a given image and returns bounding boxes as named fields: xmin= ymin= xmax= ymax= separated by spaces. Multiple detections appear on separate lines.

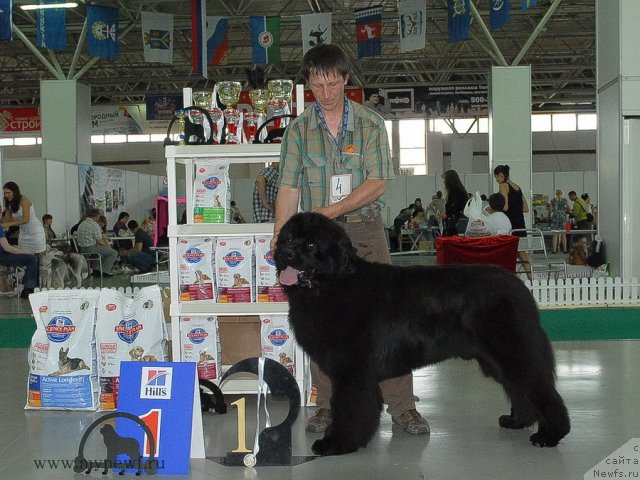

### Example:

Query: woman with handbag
xmin=438 ymin=170 xmax=469 ymax=236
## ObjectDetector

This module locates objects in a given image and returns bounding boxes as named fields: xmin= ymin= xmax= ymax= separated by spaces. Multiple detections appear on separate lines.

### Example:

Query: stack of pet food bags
xmin=25 ymin=285 xmax=169 ymax=411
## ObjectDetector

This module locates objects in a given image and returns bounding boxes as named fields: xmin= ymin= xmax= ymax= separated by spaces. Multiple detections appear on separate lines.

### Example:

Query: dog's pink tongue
xmin=279 ymin=266 xmax=301 ymax=285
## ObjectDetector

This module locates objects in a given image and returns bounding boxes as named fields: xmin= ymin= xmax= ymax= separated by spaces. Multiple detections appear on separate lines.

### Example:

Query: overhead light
xmin=20 ymin=2 xmax=79 ymax=10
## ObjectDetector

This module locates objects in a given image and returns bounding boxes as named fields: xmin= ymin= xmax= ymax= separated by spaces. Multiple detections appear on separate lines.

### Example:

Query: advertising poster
xmin=79 ymin=164 xmax=126 ymax=226
xmin=0 ymin=107 xmax=41 ymax=134
xmin=91 ymin=105 xmax=144 ymax=134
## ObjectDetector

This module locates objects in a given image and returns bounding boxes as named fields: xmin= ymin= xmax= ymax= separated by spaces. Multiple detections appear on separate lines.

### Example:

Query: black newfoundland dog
xmin=275 ymin=212 xmax=570 ymax=457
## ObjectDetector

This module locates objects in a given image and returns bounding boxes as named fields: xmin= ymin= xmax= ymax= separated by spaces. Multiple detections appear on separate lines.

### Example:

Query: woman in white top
xmin=2 ymin=181 xmax=46 ymax=254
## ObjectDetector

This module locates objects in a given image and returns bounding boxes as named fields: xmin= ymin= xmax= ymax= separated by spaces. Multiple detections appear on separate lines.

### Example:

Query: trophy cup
xmin=175 ymin=109 xmax=187 ymax=146
xmin=244 ymin=112 xmax=261 ymax=143
xmin=208 ymin=107 xmax=224 ymax=144
xmin=248 ymin=89 xmax=269 ymax=116
xmin=267 ymin=79 xmax=294 ymax=131
xmin=217 ymin=81 xmax=242 ymax=144
xmin=191 ymin=91 xmax=212 ymax=140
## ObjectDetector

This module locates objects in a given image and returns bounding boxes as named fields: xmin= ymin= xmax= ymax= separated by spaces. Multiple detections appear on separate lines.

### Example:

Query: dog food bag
xmin=26 ymin=290 xmax=100 ymax=410
xmin=216 ymin=236 xmax=254 ymax=303
xmin=193 ymin=159 xmax=230 ymax=223
xmin=180 ymin=316 xmax=221 ymax=380
xmin=255 ymin=235 xmax=287 ymax=303
xmin=260 ymin=315 xmax=296 ymax=377
xmin=178 ymin=237 xmax=216 ymax=302
xmin=96 ymin=285 xmax=168 ymax=410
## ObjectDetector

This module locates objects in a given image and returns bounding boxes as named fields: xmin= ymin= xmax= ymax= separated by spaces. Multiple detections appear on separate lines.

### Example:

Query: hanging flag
xmin=87 ymin=5 xmax=118 ymax=59
xmin=191 ymin=0 xmax=207 ymax=76
xmin=521 ymin=0 xmax=537 ymax=12
xmin=355 ymin=5 xmax=382 ymax=59
xmin=36 ymin=0 xmax=67 ymax=51
xmin=206 ymin=16 xmax=229 ymax=65
xmin=398 ymin=0 xmax=426 ymax=53
xmin=250 ymin=16 xmax=281 ymax=64
xmin=490 ymin=0 xmax=510 ymax=30
xmin=301 ymin=12 xmax=332 ymax=55
xmin=141 ymin=11 xmax=173 ymax=64
xmin=448 ymin=0 xmax=470 ymax=43
xmin=0 ymin=0 xmax=12 ymax=41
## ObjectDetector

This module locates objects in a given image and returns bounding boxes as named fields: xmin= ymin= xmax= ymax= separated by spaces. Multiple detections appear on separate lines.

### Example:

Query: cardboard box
xmin=218 ymin=316 xmax=261 ymax=365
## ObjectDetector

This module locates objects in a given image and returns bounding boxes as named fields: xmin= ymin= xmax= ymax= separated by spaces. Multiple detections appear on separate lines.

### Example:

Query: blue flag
xmin=87 ymin=5 xmax=118 ymax=59
xmin=355 ymin=5 xmax=382 ymax=59
xmin=521 ymin=0 xmax=537 ymax=12
xmin=490 ymin=0 xmax=510 ymax=31
xmin=0 ymin=0 xmax=12 ymax=41
xmin=448 ymin=0 xmax=470 ymax=42
xmin=250 ymin=16 xmax=280 ymax=64
xmin=36 ymin=0 xmax=66 ymax=51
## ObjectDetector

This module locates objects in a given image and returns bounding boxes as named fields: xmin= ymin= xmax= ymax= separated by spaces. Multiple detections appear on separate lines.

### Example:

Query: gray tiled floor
xmin=1 ymin=341 xmax=639 ymax=479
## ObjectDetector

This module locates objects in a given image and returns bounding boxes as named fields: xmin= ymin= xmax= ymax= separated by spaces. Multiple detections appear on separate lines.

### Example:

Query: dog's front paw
xmin=529 ymin=431 xmax=560 ymax=447
xmin=311 ymin=438 xmax=357 ymax=456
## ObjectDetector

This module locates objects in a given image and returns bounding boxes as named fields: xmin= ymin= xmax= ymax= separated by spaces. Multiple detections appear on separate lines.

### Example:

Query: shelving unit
xmin=165 ymin=143 xmax=308 ymax=400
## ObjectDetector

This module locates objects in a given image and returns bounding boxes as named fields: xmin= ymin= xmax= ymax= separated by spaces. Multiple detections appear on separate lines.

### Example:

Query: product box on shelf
xmin=218 ymin=316 xmax=261 ymax=365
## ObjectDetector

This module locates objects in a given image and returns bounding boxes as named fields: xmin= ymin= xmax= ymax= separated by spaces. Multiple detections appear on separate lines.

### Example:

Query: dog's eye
xmin=306 ymin=241 xmax=316 ymax=250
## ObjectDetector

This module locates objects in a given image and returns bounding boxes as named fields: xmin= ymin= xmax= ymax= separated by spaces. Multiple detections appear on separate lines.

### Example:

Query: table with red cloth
xmin=435 ymin=235 xmax=520 ymax=272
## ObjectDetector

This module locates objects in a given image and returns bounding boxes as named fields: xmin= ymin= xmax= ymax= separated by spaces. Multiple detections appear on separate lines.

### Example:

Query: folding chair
xmin=71 ymin=237 xmax=104 ymax=288
xmin=510 ymin=228 xmax=567 ymax=280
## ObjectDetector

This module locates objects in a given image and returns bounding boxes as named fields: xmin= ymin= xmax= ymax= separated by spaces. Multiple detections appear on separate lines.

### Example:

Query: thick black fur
xmin=274 ymin=212 xmax=570 ymax=457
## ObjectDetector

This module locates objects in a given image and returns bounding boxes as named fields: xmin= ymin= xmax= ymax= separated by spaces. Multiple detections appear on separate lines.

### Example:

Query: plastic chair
xmin=510 ymin=228 xmax=567 ymax=280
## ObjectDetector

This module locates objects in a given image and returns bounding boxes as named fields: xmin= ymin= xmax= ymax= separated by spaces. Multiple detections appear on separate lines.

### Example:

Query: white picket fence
xmin=34 ymin=278 xmax=640 ymax=309
xmin=525 ymin=276 xmax=640 ymax=308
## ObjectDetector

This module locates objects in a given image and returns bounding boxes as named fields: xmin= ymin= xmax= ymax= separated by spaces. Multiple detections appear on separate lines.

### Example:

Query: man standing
xmin=271 ymin=44 xmax=429 ymax=436
xmin=123 ymin=219 xmax=156 ymax=274
xmin=253 ymin=162 xmax=280 ymax=222
xmin=76 ymin=208 xmax=118 ymax=276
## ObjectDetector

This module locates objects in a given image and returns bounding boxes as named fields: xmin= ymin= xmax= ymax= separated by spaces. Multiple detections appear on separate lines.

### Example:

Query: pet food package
xmin=95 ymin=285 xmax=168 ymax=410
xmin=26 ymin=290 xmax=100 ymax=410
xmin=178 ymin=237 xmax=216 ymax=302
xmin=180 ymin=316 xmax=221 ymax=380
xmin=255 ymin=235 xmax=287 ymax=302
xmin=260 ymin=315 xmax=296 ymax=377
xmin=193 ymin=159 xmax=230 ymax=223
xmin=216 ymin=236 xmax=254 ymax=303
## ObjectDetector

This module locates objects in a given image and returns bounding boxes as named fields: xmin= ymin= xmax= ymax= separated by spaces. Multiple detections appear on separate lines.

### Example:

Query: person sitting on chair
xmin=76 ymin=208 xmax=118 ymax=277
xmin=0 ymin=224 xmax=38 ymax=298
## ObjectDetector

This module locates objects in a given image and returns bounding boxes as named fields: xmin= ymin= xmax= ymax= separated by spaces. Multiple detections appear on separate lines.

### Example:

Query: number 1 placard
xmin=117 ymin=362 xmax=202 ymax=475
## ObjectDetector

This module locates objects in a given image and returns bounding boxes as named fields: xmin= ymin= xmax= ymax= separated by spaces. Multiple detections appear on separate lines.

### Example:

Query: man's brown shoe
xmin=392 ymin=409 xmax=430 ymax=435
xmin=305 ymin=408 xmax=332 ymax=433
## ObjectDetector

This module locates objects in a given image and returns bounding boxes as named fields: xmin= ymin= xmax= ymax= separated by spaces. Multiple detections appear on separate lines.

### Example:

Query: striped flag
xmin=191 ymin=0 xmax=207 ymax=76
xmin=355 ymin=5 xmax=382 ymax=59
xmin=521 ymin=0 xmax=537 ymax=12
xmin=142 ymin=11 xmax=173 ymax=64
xmin=398 ymin=0 xmax=426 ymax=53
xmin=250 ymin=16 xmax=281 ymax=64
xmin=36 ymin=0 xmax=67 ymax=51
xmin=448 ymin=0 xmax=470 ymax=43
xmin=206 ymin=16 xmax=229 ymax=65
xmin=87 ymin=5 xmax=118 ymax=59
xmin=301 ymin=12 xmax=332 ymax=55
xmin=0 ymin=0 xmax=13 ymax=41
xmin=490 ymin=0 xmax=510 ymax=31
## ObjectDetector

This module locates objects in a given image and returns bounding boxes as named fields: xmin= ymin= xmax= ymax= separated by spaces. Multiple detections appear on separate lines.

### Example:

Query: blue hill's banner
xmin=490 ymin=0 xmax=510 ymax=31
xmin=87 ymin=5 xmax=118 ymax=59
xmin=250 ymin=16 xmax=281 ymax=64
xmin=206 ymin=16 xmax=229 ymax=65
xmin=448 ymin=0 xmax=470 ymax=42
xmin=191 ymin=0 xmax=207 ymax=76
xmin=36 ymin=0 xmax=66 ymax=50
xmin=521 ymin=0 xmax=537 ymax=12
xmin=0 ymin=0 xmax=12 ymax=41
xmin=355 ymin=5 xmax=382 ymax=58
xmin=146 ymin=95 xmax=183 ymax=121
xmin=141 ymin=11 xmax=173 ymax=64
